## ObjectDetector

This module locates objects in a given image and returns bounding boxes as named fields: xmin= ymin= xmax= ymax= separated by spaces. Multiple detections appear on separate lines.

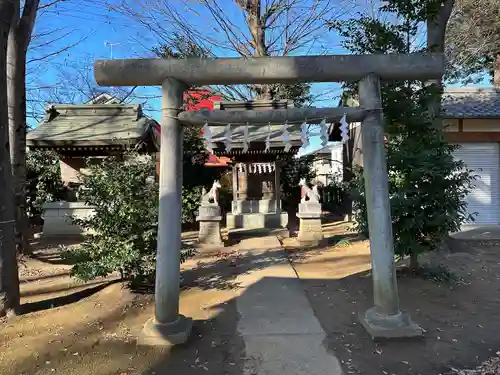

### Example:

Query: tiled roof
xmin=27 ymin=104 xmax=157 ymax=148
xmin=85 ymin=93 xmax=120 ymax=105
xmin=205 ymin=154 xmax=232 ymax=167
xmin=442 ymin=88 xmax=500 ymax=118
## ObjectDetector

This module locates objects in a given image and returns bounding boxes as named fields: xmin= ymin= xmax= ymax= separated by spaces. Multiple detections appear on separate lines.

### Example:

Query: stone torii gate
xmin=94 ymin=53 xmax=444 ymax=345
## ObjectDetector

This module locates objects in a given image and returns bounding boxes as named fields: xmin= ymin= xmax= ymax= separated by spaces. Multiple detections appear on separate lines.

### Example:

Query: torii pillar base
xmin=359 ymin=307 xmax=423 ymax=340
xmin=138 ymin=316 xmax=193 ymax=347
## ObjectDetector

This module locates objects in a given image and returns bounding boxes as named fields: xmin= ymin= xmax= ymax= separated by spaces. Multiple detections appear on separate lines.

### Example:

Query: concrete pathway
xmin=233 ymin=237 xmax=343 ymax=375
xmin=451 ymin=225 xmax=500 ymax=240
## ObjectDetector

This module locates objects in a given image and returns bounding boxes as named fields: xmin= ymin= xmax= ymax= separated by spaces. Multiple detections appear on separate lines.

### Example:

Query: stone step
xmin=226 ymin=212 xmax=288 ymax=230
xmin=228 ymin=227 xmax=289 ymax=243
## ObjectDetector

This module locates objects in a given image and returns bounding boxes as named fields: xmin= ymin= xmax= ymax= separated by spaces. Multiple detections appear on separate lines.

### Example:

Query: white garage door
xmin=453 ymin=143 xmax=500 ymax=225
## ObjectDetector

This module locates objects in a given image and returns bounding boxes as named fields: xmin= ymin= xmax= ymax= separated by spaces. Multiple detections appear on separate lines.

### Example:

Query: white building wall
xmin=330 ymin=143 xmax=343 ymax=182
xmin=312 ymin=157 xmax=331 ymax=186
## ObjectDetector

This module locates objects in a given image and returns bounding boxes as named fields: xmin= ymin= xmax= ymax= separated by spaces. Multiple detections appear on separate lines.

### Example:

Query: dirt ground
xmin=1 ymin=238 xmax=246 ymax=375
xmin=1 ymin=224 xmax=500 ymax=375
xmin=289 ymin=224 xmax=500 ymax=375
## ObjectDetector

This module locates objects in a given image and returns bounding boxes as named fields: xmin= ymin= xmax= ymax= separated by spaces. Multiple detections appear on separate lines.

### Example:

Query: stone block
xmin=42 ymin=201 xmax=95 ymax=237
xmin=197 ymin=220 xmax=224 ymax=246
xmin=226 ymin=212 xmax=288 ymax=230
xmin=298 ymin=201 xmax=322 ymax=214
xmin=198 ymin=204 xmax=221 ymax=218
xmin=232 ymin=199 xmax=279 ymax=214
xmin=196 ymin=205 xmax=224 ymax=247
xmin=297 ymin=203 xmax=323 ymax=246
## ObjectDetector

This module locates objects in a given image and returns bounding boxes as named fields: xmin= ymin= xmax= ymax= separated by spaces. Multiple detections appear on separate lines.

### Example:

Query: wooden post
xmin=242 ymin=163 xmax=249 ymax=200
xmin=232 ymin=164 xmax=238 ymax=201
xmin=139 ymin=78 xmax=192 ymax=346
xmin=357 ymin=74 xmax=422 ymax=339
xmin=274 ymin=161 xmax=281 ymax=213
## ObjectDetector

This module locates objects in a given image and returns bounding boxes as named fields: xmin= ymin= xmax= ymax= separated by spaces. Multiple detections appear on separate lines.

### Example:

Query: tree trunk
xmin=426 ymin=0 xmax=455 ymax=126
xmin=8 ymin=2 xmax=31 ymax=255
xmin=409 ymin=253 xmax=419 ymax=273
xmin=427 ymin=1 xmax=456 ymax=248
xmin=0 ymin=0 xmax=21 ymax=318
xmin=7 ymin=0 xmax=40 ymax=256
xmin=426 ymin=0 xmax=454 ymax=54
xmin=239 ymin=0 xmax=272 ymax=99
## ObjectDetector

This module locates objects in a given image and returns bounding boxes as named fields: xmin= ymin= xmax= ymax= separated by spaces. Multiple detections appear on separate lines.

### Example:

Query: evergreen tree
xmin=330 ymin=14 xmax=475 ymax=271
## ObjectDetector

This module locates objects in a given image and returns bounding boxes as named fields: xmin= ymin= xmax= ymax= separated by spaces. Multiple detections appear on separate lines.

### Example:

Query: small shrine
xmin=206 ymin=99 xmax=302 ymax=234
xmin=27 ymin=92 xmax=234 ymax=237
xmin=27 ymin=95 xmax=160 ymax=236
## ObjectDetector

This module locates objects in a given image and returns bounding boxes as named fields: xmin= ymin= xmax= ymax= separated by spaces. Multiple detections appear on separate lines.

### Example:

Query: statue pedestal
xmin=297 ymin=202 xmax=323 ymax=246
xmin=196 ymin=205 xmax=224 ymax=248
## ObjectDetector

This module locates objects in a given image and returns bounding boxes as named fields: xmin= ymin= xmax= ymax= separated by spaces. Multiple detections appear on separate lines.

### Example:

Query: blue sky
xmin=31 ymin=0 xmax=355 ymax=153
xmin=29 ymin=0 xmax=489 ymax=154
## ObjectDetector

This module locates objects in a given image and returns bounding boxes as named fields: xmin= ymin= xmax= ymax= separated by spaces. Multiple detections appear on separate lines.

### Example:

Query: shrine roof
xmin=205 ymin=154 xmax=232 ymax=167
xmin=27 ymin=103 xmax=158 ymax=150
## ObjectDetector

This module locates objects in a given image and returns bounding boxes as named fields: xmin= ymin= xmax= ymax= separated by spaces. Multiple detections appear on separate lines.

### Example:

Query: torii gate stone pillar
xmin=358 ymin=74 xmax=422 ymax=338
xmin=138 ymin=78 xmax=192 ymax=346
xmin=94 ymin=53 xmax=443 ymax=345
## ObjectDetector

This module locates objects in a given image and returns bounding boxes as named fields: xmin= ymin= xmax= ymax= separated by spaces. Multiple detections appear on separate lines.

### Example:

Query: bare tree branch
xmin=108 ymin=0 xmax=354 ymax=104
xmin=27 ymin=32 xmax=89 ymax=64
xmin=38 ymin=0 xmax=68 ymax=10
xmin=445 ymin=0 xmax=499 ymax=83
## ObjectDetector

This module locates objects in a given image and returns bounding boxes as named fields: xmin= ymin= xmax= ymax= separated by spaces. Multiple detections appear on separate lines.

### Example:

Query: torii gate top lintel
xmin=94 ymin=52 xmax=444 ymax=87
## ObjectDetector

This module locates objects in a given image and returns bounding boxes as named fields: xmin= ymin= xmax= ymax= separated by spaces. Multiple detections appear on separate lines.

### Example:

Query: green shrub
xmin=348 ymin=121 xmax=476 ymax=269
xmin=181 ymin=127 xmax=226 ymax=224
xmin=26 ymin=149 xmax=66 ymax=221
xmin=320 ymin=180 xmax=348 ymax=214
xmin=218 ymin=186 xmax=233 ymax=214
xmin=182 ymin=186 xmax=203 ymax=224
xmin=61 ymin=153 xmax=192 ymax=283
xmin=333 ymin=15 xmax=477 ymax=271
xmin=280 ymin=154 xmax=316 ymax=211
